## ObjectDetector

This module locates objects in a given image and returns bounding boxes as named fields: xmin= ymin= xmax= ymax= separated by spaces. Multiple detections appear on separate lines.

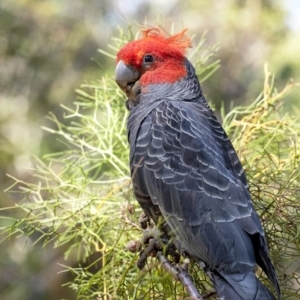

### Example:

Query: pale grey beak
xmin=115 ymin=60 xmax=140 ymax=90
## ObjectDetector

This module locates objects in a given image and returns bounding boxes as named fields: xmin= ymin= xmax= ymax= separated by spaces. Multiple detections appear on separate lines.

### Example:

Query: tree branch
xmin=156 ymin=251 xmax=204 ymax=300
xmin=134 ymin=233 xmax=216 ymax=299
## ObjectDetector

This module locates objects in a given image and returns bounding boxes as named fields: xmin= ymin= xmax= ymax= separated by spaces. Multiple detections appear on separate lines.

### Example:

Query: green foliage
xmin=1 ymin=28 xmax=300 ymax=300
xmin=223 ymin=67 xmax=300 ymax=299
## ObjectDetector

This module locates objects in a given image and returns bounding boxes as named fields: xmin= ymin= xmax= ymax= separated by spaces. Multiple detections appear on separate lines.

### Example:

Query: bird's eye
xmin=144 ymin=55 xmax=154 ymax=63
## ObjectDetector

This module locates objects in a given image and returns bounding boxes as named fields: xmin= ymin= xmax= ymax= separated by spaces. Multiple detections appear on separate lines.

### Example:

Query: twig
xmin=135 ymin=235 xmax=216 ymax=299
xmin=157 ymin=251 xmax=204 ymax=300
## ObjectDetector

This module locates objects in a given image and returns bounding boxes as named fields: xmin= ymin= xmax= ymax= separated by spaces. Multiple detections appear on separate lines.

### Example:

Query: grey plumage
xmin=126 ymin=59 xmax=280 ymax=300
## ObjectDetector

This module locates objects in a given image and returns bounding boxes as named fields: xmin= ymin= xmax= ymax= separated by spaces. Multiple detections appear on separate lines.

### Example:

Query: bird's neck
xmin=140 ymin=59 xmax=203 ymax=104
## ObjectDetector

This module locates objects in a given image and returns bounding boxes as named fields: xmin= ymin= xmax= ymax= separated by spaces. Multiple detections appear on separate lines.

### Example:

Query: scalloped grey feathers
xmin=127 ymin=59 xmax=280 ymax=300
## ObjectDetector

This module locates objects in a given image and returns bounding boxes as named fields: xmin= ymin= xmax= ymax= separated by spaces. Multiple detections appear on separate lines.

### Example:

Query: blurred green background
xmin=0 ymin=0 xmax=299 ymax=299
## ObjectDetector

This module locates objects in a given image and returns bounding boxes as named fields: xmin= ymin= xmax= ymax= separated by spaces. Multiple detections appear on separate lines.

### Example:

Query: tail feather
xmin=211 ymin=271 xmax=276 ymax=300
xmin=255 ymin=234 xmax=281 ymax=299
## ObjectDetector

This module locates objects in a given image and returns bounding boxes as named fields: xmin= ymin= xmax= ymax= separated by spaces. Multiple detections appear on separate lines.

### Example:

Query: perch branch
xmin=157 ymin=251 xmax=204 ymax=300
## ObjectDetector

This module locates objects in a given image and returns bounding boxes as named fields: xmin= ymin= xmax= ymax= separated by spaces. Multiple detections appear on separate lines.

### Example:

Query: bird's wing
xmin=131 ymin=100 xmax=255 ymax=226
xmin=130 ymin=100 xmax=279 ymax=290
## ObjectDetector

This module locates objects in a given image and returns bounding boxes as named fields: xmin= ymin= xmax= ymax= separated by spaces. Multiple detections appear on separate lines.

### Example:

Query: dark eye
xmin=144 ymin=55 xmax=154 ymax=63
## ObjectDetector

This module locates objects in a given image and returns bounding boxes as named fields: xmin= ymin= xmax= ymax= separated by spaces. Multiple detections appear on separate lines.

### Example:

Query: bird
xmin=115 ymin=27 xmax=280 ymax=300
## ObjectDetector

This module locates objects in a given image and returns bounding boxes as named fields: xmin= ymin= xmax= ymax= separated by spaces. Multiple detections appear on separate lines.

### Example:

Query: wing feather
xmin=130 ymin=100 xmax=277 ymax=291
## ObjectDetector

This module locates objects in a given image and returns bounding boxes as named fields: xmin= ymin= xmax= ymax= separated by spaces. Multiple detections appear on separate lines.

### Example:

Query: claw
xmin=141 ymin=228 xmax=161 ymax=244
xmin=137 ymin=229 xmax=180 ymax=269
xmin=139 ymin=212 xmax=150 ymax=229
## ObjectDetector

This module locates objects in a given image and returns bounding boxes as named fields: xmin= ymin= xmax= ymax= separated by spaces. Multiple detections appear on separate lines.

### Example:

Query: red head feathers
xmin=116 ymin=28 xmax=192 ymax=86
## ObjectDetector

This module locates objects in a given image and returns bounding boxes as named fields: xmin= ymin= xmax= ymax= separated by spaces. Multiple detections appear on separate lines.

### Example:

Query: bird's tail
xmin=210 ymin=271 xmax=277 ymax=300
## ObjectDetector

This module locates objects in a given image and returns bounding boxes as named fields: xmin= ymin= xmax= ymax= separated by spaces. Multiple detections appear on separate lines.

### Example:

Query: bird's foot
xmin=139 ymin=212 xmax=151 ymax=229
xmin=137 ymin=228 xmax=180 ymax=269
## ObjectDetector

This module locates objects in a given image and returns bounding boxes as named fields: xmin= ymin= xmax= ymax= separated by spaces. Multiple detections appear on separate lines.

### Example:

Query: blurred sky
xmin=285 ymin=0 xmax=300 ymax=31
xmin=117 ymin=0 xmax=300 ymax=32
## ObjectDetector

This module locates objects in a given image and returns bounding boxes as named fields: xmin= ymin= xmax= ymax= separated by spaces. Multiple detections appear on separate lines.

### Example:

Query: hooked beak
xmin=115 ymin=60 xmax=140 ymax=99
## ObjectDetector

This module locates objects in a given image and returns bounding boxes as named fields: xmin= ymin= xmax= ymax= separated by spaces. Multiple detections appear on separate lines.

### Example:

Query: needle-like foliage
xmin=0 ymin=28 xmax=299 ymax=300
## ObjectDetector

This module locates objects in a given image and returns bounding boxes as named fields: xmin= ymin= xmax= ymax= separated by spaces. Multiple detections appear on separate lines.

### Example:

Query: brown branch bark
xmin=156 ymin=251 xmax=204 ymax=300
xmin=135 ymin=233 xmax=217 ymax=299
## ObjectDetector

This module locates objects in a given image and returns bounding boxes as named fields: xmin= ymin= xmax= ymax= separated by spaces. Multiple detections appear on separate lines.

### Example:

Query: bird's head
xmin=115 ymin=28 xmax=192 ymax=107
